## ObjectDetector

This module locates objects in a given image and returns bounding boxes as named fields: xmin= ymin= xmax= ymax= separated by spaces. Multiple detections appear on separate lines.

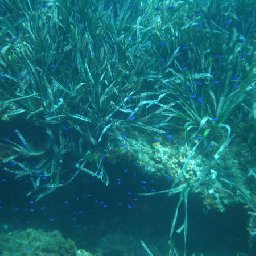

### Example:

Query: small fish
xmin=166 ymin=133 xmax=173 ymax=141
xmin=8 ymin=160 xmax=17 ymax=167
xmin=127 ymin=115 xmax=136 ymax=121
xmin=159 ymin=57 xmax=166 ymax=63
xmin=195 ymin=80 xmax=203 ymax=86
xmin=50 ymin=63 xmax=57 ymax=69
xmin=159 ymin=41 xmax=167 ymax=46
xmin=212 ymin=80 xmax=220 ymax=85
xmin=61 ymin=124 xmax=70 ymax=131
xmin=231 ymin=75 xmax=240 ymax=81
xmin=154 ymin=7 xmax=162 ymax=11
xmin=153 ymin=137 xmax=161 ymax=142
xmin=225 ymin=18 xmax=232 ymax=26
xmin=167 ymin=5 xmax=174 ymax=11
xmin=197 ymin=97 xmax=204 ymax=103
xmin=180 ymin=44 xmax=190 ymax=51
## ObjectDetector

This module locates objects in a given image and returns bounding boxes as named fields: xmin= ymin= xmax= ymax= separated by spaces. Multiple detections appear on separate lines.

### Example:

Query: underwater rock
xmin=0 ymin=228 xmax=93 ymax=256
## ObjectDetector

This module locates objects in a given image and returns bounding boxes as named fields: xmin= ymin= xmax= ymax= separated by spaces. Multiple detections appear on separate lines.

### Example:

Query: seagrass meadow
xmin=0 ymin=0 xmax=256 ymax=255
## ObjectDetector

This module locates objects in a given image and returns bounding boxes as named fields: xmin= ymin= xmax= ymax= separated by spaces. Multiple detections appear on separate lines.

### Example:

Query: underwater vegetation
xmin=0 ymin=228 xmax=78 ymax=256
xmin=1 ymin=0 xmax=256 ymax=255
